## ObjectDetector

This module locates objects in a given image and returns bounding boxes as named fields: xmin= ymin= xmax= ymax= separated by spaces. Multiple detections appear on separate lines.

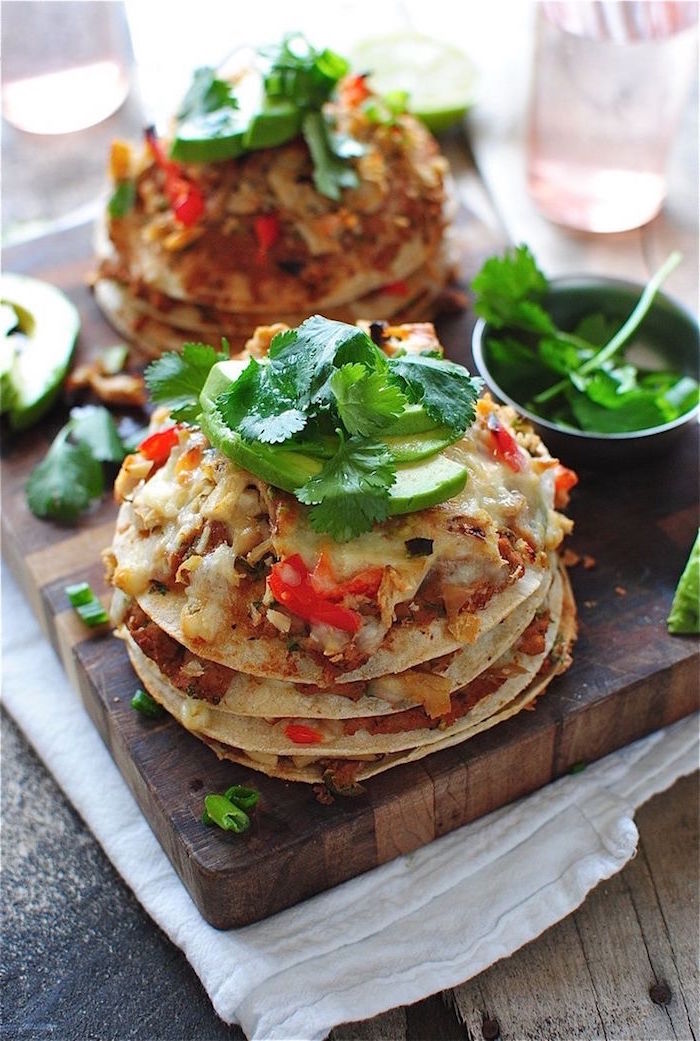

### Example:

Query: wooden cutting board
xmin=2 ymin=220 xmax=698 ymax=929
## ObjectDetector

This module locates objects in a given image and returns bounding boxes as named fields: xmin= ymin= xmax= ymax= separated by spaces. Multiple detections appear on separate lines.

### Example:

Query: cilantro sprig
xmin=216 ymin=316 xmax=479 ymax=539
xmin=141 ymin=315 xmax=480 ymax=541
xmin=472 ymin=246 xmax=698 ymax=434
xmin=26 ymin=405 xmax=127 ymax=523
xmin=145 ymin=341 xmax=229 ymax=422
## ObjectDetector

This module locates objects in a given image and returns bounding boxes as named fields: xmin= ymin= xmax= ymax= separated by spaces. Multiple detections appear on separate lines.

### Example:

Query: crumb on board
xmin=313 ymin=784 xmax=335 ymax=806
xmin=562 ymin=549 xmax=597 ymax=570
xmin=615 ymin=586 xmax=628 ymax=597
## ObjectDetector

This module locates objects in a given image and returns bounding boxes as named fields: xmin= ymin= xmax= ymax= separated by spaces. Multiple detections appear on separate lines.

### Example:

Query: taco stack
xmin=94 ymin=36 xmax=455 ymax=360
xmin=104 ymin=317 xmax=577 ymax=792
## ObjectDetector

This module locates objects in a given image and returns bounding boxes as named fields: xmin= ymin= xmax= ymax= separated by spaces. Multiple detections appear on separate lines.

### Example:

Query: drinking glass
xmin=526 ymin=1 xmax=698 ymax=233
xmin=2 ymin=0 xmax=133 ymax=135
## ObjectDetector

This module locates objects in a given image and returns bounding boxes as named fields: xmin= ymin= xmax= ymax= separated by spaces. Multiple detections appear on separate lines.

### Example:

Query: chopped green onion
xmin=131 ymin=687 xmax=164 ymax=719
xmin=224 ymin=785 xmax=260 ymax=811
xmin=65 ymin=582 xmax=93 ymax=607
xmin=65 ymin=582 xmax=109 ymax=626
xmin=203 ymin=793 xmax=250 ymax=833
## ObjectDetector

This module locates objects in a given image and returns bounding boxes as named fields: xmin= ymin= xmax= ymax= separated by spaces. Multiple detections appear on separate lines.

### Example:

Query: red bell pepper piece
xmin=284 ymin=722 xmax=324 ymax=745
xmin=268 ymin=554 xmax=363 ymax=633
xmin=138 ymin=424 xmax=181 ymax=466
xmin=554 ymin=463 xmax=578 ymax=507
xmin=310 ymin=552 xmax=383 ymax=601
xmin=253 ymin=214 xmax=280 ymax=257
xmin=486 ymin=413 xmax=527 ymax=472
xmin=145 ymin=127 xmax=204 ymax=227
xmin=382 ymin=279 xmax=409 ymax=297
xmin=341 ymin=73 xmax=371 ymax=108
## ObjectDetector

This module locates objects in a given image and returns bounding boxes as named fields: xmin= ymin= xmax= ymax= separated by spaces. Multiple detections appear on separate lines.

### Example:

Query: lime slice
xmin=350 ymin=31 xmax=476 ymax=133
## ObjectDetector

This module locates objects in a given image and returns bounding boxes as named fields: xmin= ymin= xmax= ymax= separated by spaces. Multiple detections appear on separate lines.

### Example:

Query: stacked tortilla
xmin=94 ymin=67 xmax=453 ymax=360
xmin=105 ymin=368 xmax=576 ymax=791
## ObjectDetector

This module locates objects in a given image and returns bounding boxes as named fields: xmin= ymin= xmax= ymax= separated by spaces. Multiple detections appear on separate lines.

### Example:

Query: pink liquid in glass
xmin=527 ymin=2 xmax=698 ymax=232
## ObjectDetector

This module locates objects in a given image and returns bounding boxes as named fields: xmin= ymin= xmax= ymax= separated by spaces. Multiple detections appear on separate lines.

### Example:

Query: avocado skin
xmin=1 ymin=274 xmax=79 ymax=431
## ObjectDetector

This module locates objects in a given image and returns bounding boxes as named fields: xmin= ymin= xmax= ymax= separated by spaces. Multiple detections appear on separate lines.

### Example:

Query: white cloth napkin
xmin=2 ymin=561 xmax=698 ymax=1040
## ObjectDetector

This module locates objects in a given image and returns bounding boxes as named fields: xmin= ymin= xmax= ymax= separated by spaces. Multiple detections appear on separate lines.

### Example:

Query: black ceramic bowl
xmin=471 ymin=276 xmax=700 ymax=466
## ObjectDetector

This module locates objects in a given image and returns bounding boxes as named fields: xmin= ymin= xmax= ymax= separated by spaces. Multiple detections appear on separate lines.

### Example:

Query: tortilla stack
xmin=94 ymin=42 xmax=456 ymax=359
xmin=104 ymin=319 xmax=577 ymax=792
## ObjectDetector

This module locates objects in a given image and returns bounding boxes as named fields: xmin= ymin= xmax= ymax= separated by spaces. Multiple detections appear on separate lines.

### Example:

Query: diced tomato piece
xmin=268 ymin=554 xmax=363 ymax=634
xmin=284 ymin=723 xmax=324 ymax=745
xmin=486 ymin=413 xmax=527 ymax=472
xmin=138 ymin=425 xmax=181 ymax=466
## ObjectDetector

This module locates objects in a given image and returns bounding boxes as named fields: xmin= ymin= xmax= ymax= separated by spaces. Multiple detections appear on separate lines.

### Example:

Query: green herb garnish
xmin=107 ymin=180 xmax=135 ymax=219
xmin=472 ymin=246 xmax=698 ymax=434
xmin=65 ymin=582 xmax=109 ymax=627
xmin=26 ymin=405 xmax=127 ymax=523
xmin=130 ymin=687 xmax=165 ymax=718
xmin=145 ymin=341 xmax=229 ymax=423
xmin=171 ymin=35 xmax=362 ymax=200
xmin=143 ymin=316 xmax=480 ymax=541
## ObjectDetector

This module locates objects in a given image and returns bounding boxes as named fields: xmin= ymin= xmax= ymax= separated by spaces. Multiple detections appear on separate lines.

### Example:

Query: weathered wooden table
xmin=2 ymin=15 xmax=698 ymax=1036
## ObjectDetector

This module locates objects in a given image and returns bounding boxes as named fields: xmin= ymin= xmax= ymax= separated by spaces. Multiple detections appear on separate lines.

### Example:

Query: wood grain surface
xmin=2 ymin=219 xmax=698 ymax=930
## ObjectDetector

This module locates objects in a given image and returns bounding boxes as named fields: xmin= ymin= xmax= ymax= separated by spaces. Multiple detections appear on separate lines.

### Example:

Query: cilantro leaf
xmin=216 ymin=357 xmax=307 ymax=444
xmin=302 ymin=112 xmax=360 ymax=201
xmin=262 ymin=35 xmax=349 ymax=109
xmin=537 ymin=336 xmax=592 ymax=377
xmin=330 ymin=363 xmax=407 ymax=436
xmin=388 ymin=354 xmax=481 ymax=435
xmin=296 ymin=436 xmax=395 ymax=541
xmin=568 ymin=387 xmax=669 ymax=433
xmin=68 ymin=405 xmax=126 ymax=463
xmin=145 ymin=342 xmax=228 ymax=422
xmin=268 ymin=315 xmax=379 ymax=403
xmin=177 ymin=66 xmax=239 ymax=120
xmin=26 ymin=428 xmax=104 ymax=523
xmin=471 ymin=244 xmax=554 ymax=334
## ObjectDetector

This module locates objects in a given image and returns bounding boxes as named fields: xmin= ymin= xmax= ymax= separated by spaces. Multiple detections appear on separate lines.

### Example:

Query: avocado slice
xmin=384 ymin=402 xmax=440 ymax=436
xmin=1 ymin=274 xmax=80 ymax=431
xmin=200 ymin=401 xmax=322 ymax=493
xmin=385 ymin=427 xmax=458 ymax=462
xmin=244 ymin=100 xmax=302 ymax=150
xmin=170 ymin=107 xmax=249 ymax=163
xmin=199 ymin=358 xmax=248 ymax=409
xmin=387 ymin=455 xmax=467 ymax=514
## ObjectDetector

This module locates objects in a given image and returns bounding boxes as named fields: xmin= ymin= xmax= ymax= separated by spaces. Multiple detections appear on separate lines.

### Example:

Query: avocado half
xmin=1 ymin=273 xmax=80 ymax=431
